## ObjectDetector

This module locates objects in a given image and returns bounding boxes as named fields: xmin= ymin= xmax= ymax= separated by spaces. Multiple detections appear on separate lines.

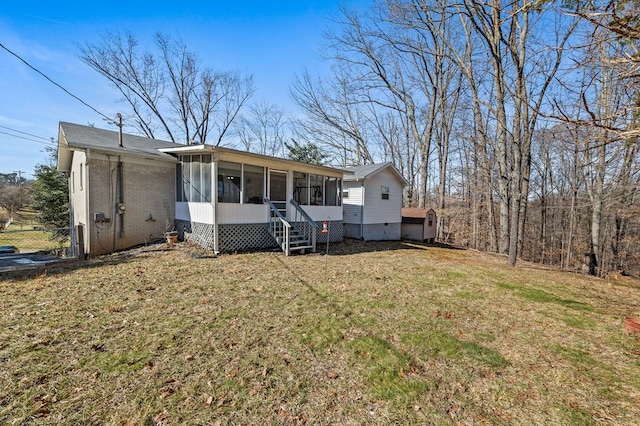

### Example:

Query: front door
xmin=269 ymin=170 xmax=288 ymax=218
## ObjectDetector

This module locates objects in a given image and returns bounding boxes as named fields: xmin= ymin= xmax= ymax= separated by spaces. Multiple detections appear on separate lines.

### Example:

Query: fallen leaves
xmin=153 ymin=408 xmax=169 ymax=425
xmin=433 ymin=309 xmax=455 ymax=319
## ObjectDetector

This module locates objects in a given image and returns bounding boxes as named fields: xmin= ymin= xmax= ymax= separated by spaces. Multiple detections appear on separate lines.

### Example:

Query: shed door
xmin=269 ymin=170 xmax=288 ymax=218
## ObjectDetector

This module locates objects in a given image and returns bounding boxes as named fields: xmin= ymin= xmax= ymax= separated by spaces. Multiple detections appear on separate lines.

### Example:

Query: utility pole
xmin=116 ymin=113 xmax=123 ymax=147
xmin=13 ymin=170 xmax=25 ymax=221
xmin=13 ymin=170 xmax=24 ymax=184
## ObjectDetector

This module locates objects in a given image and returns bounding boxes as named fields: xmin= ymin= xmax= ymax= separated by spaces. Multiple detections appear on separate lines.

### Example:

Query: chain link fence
xmin=0 ymin=227 xmax=71 ymax=255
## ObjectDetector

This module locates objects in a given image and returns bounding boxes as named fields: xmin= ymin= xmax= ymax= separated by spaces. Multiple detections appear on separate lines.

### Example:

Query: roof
xmin=402 ymin=208 xmax=436 ymax=218
xmin=159 ymin=144 xmax=348 ymax=177
xmin=57 ymin=122 xmax=178 ymax=172
xmin=343 ymin=162 xmax=408 ymax=185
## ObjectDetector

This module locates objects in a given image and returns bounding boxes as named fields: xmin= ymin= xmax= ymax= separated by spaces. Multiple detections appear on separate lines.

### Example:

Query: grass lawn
xmin=1 ymin=240 xmax=639 ymax=424
xmin=0 ymin=209 xmax=68 ymax=252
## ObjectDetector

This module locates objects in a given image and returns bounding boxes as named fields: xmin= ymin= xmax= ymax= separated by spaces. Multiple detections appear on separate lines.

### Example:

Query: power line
xmin=0 ymin=124 xmax=51 ymax=141
xmin=0 ymin=41 xmax=112 ymax=122
xmin=0 ymin=130 xmax=54 ymax=145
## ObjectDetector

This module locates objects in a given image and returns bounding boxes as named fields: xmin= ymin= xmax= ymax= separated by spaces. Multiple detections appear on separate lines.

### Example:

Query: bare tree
xmin=0 ymin=185 xmax=31 ymax=215
xmin=79 ymin=32 xmax=254 ymax=144
xmin=456 ymin=0 xmax=578 ymax=265
xmin=233 ymin=100 xmax=288 ymax=156
xmin=291 ymin=69 xmax=375 ymax=166
xmin=390 ymin=0 xmax=466 ymax=236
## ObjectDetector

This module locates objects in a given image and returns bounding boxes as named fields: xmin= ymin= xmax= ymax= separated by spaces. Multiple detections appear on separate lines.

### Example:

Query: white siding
xmin=301 ymin=205 xmax=343 ymax=222
xmin=362 ymin=169 xmax=403 ymax=225
xmin=69 ymin=152 xmax=88 ymax=253
xmin=341 ymin=182 xmax=363 ymax=225
xmin=219 ymin=203 xmax=269 ymax=224
xmin=176 ymin=202 xmax=214 ymax=224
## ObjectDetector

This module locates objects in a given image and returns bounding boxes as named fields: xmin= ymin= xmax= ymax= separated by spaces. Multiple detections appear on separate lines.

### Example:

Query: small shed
xmin=401 ymin=208 xmax=437 ymax=243
xmin=342 ymin=162 xmax=408 ymax=241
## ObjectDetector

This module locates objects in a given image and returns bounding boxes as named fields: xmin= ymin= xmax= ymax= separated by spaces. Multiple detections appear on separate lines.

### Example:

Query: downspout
xmin=67 ymin=160 xmax=75 ymax=258
xmin=84 ymin=149 xmax=91 ymax=257
xmin=118 ymin=157 xmax=124 ymax=238
xmin=111 ymin=156 xmax=117 ymax=253
xmin=116 ymin=113 xmax=125 ymax=241
xmin=360 ymin=179 xmax=365 ymax=240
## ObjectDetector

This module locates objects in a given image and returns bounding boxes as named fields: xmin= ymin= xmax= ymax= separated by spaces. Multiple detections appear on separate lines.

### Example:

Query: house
xmin=162 ymin=144 xmax=344 ymax=255
xmin=401 ymin=208 xmax=437 ymax=243
xmin=342 ymin=162 xmax=408 ymax=241
xmin=57 ymin=122 xmax=345 ymax=257
xmin=57 ymin=122 xmax=178 ymax=257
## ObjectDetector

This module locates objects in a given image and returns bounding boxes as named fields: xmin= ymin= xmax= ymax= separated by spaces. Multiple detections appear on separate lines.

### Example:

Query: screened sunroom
xmin=160 ymin=145 xmax=345 ymax=254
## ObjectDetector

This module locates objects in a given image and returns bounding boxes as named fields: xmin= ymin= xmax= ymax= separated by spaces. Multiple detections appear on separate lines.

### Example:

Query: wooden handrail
xmin=264 ymin=198 xmax=292 ymax=255
xmin=290 ymin=199 xmax=319 ymax=228
xmin=290 ymin=198 xmax=317 ymax=253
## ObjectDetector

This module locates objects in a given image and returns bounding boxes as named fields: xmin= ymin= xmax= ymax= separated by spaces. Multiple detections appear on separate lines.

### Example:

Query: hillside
xmin=1 ymin=240 xmax=639 ymax=424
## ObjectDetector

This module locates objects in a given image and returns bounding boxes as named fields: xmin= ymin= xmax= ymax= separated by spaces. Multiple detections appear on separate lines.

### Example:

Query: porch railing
xmin=264 ymin=198 xmax=292 ymax=255
xmin=290 ymin=198 xmax=317 ymax=253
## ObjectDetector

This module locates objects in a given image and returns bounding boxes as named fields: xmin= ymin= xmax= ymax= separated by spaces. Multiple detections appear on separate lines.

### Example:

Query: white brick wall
xmin=86 ymin=156 xmax=175 ymax=256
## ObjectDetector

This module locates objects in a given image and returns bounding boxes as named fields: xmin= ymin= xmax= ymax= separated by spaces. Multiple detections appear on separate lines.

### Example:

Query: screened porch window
xmin=176 ymin=155 xmax=212 ymax=202
xmin=325 ymin=176 xmax=341 ymax=206
xmin=293 ymin=172 xmax=309 ymax=205
xmin=180 ymin=156 xmax=190 ymax=201
xmin=243 ymin=164 xmax=265 ymax=204
xmin=218 ymin=161 xmax=242 ymax=203
xmin=309 ymin=174 xmax=324 ymax=205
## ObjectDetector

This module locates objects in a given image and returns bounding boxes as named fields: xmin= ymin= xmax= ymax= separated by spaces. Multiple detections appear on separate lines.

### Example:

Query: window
xmin=79 ymin=163 xmax=84 ymax=190
xmin=177 ymin=155 xmax=212 ymax=202
xmin=176 ymin=163 xmax=183 ymax=201
xmin=72 ymin=171 xmax=75 ymax=193
xmin=243 ymin=164 xmax=264 ymax=204
xmin=218 ymin=161 xmax=241 ymax=203
xmin=428 ymin=213 xmax=434 ymax=227
xmin=202 ymin=155 xmax=212 ymax=202
xmin=381 ymin=185 xmax=390 ymax=200
xmin=191 ymin=155 xmax=202 ymax=202
xmin=293 ymin=172 xmax=309 ymax=205
xmin=182 ymin=156 xmax=191 ymax=201
xmin=325 ymin=176 xmax=341 ymax=206
xmin=309 ymin=174 xmax=324 ymax=205
xmin=342 ymin=189 xmax=349 ymax=199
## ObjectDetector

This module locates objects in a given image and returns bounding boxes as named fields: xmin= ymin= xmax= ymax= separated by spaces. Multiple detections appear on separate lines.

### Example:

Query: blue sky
xmin=0 ymin=1 xmax=370 ymax=178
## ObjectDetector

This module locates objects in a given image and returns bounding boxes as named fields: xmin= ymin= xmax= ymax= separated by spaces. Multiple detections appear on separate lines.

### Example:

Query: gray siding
xmin=344 ymin=223 xmax=362 ymax=239
xmin=362 ymin=222 xmax=401 ymax=241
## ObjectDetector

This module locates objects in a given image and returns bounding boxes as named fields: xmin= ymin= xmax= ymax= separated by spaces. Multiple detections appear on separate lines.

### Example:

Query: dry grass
xmin=1 ymin=240 xmax=639 ymax=425
xmin=0 ymin=209 xmax=68 ymax=252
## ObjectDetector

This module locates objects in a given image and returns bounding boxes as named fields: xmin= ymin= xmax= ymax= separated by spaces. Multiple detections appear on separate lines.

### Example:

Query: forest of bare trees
xmin=80 ymin=1 xmax=638 ymax=277
xmin=289 ymin=0 xmax=639 ymax=277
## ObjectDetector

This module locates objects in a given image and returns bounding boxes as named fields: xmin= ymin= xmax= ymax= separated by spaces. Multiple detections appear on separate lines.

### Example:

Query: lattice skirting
xmin=315 ymin=220 xmax=343 ymax=243
xmin=219 ymin=223 xmax=277 ymax=252
xmin=175 ymin=220 xmax=215 ymax=250
xmin=175 ymin=220 xmax=343 ymax=253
